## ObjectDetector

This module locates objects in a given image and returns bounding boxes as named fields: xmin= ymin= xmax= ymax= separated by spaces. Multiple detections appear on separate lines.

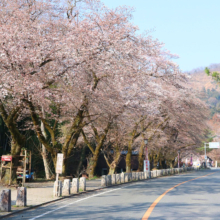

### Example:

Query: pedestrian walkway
xmin=0 ymin=179 xmax=101 ymax=217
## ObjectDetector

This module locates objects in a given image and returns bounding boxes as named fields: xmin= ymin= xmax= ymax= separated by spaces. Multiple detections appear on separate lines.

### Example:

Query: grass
xmin=88 ymin=176 xmax=99 ymax=180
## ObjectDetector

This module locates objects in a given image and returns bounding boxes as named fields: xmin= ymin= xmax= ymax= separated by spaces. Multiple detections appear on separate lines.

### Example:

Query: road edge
xmin=0 ymin=170 xmax=198 ymax=219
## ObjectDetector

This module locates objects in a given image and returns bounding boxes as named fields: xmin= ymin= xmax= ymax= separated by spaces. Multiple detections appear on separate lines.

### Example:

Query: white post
xmin=125 ymin=173 xmax=129 ymax=182
xmin=0 ymin=190 xmax=11 ymax=212
xmin=120 ymin=172 xmax=125 ymax=183
xmin=53 ymin=180 xmax=62 ymax=197
xmin=63 ymin=179 xmax=70 ymax=196
xmin=101 ymin=175 xmax=107 ymax=187
xmin=116 ymin=174 xmax=121 ymax=184
xmin=107 ymin=175 xmax=112 ymax=186
xmin=71 ymin=178 xmax=79 ymax=194
xmin=16 ymin=187 xmax=26 ymax=207
xmin=112 ymin=174 xmax=116 ymax=185
xmin=79 ymin=177 xmax=86 ymax=191
xmin=56 ymin=173 xmax=59 ymax=184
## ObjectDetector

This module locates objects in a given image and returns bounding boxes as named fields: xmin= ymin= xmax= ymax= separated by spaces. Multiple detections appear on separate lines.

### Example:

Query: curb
xmin=0 ymin=169 xmax=198 ymax=219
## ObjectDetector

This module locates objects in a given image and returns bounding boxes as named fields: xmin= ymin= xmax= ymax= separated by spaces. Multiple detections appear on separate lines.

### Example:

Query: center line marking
xmin=141 ymin=172 xmax=215 ymax=220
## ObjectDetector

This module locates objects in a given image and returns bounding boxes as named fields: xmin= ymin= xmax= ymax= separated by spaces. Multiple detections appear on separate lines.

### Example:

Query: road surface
xmin=5 ymin=169 xmax=220 ymax=220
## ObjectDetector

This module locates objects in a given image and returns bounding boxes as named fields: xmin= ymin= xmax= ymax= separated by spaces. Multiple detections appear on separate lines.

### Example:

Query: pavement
xmin=3 ymin=169 xmax=219 ymax=220
xmin=0 ymin=179 xmax=102 ymax=217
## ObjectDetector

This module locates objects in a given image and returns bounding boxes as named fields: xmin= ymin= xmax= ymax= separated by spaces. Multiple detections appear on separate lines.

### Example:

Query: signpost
xmin=144 ymin=160 xmax=150 ymax=172
xmin=56 ymin=153 xmax=63 ymax=183
xmin=209 ymin=142 xmax=220 ymax=149
xmin=143 ymin=139 xmax=150 ymax=173
xmin=1 ymin=156 xmax=12 ymax=162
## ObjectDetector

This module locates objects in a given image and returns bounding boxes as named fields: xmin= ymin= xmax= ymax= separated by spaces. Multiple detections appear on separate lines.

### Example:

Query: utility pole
xmin=204 ymin=143 xmax=207 ymax=168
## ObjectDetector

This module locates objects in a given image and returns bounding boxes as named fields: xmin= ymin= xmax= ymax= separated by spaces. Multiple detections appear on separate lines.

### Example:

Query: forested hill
xmin=187 ymin=64 xmax=220 ymax=92
xmin=187 ymin=64 xmax=220 ymax=139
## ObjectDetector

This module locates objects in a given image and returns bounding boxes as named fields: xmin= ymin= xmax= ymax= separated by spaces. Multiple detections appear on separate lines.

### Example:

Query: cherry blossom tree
xmin=0 ymin=0 xmax=209 ymax=182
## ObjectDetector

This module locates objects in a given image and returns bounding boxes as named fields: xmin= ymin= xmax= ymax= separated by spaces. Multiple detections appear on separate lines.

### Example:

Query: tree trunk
xmin=62 ymin=161 xmax=67 ymax=176
xmin=153 ymin=154 xmax=158 ymax=169
xmin=76 ymin=145 xmax=86 ymax=177
xmin=42 ymin=145 xmax=51 ymax=179
xmin=138 ymin=140 xmax=145 ymax=171
xmin=1 ymin=158 xmax=19 ymax=185
xmin=108 ymin=166 xmax=116 ymax=175
xmin=126 ymin=142 xmax=132 ymax=173
xmin=0 ymin=103 xmax=25 ymax=184
xmin=87 ymin=153 xmax=99 ymax=178
xmin=41 ymin=108 xmax=52 ymax=179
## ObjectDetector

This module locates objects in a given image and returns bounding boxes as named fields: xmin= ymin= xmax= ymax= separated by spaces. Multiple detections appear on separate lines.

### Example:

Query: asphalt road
xmin=5 ymin=169 xmax=220 ymax=220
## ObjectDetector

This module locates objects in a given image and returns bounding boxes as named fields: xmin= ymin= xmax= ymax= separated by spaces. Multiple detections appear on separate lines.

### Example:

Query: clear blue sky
xmin=101 ymin=0 xmax=220 ymax=72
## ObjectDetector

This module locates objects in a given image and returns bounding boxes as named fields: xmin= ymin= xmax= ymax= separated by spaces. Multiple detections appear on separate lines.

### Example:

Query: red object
xmin=1 ymin=155 xmax=12 ymax=161
xmin=145 ymin=160 xmax=149 ymax=170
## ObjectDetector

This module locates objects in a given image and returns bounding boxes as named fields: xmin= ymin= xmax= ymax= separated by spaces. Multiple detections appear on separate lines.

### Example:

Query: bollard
xmin=16 ymin=187 xmax=26 ymax=207
xmin=144 ymin=171 xmax=148 ymax=179
xmin=120 ymin=173 xmax=125 ymax=183
xmin=53 ymin=180 xmax=62 ymax=197
xmin=63 ymin=179 xmax=71 ymax=196
xmin=116 ymin=174 xmax=121 ymax=184
xmin=156 ymin=170 xmax=160 ymax=177
xmin=125 ymin=173 xmax=129 ymax=183
xmin=101 ymin=175 xmax=107 ymax=187
xmin=132 ymin=172 xmax=136 ymax=181
xmin=0 ymin=189 xmax=11 ymax=212
xmin=107 ymin=175 xmax=112 ymax=186
xmin=71 ymin=178 xmax=79 ymax=194
xmin=149 ymin=171 xmax=151 ymax=178
xmin=150 ymin=171 xmax=153 ymax=178
xmin=79 ymin=177 xmax=86 ymax=191
xmin=112 ymin=174 xmax=116 ymax=185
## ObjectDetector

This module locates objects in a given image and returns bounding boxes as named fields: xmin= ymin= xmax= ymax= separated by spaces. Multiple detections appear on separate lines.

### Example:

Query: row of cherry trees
xmin=0 ymin=0 xmax=208 ymax=181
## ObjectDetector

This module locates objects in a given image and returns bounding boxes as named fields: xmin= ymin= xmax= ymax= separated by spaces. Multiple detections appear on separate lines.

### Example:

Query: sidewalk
xmin=0 ymin=179 xmax=102 ymax=217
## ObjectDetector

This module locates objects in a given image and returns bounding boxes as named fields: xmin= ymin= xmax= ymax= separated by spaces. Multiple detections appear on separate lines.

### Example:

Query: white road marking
xmin=29 ymin=187 xmax=122 ymax=220
xmin=28 ymin=175 xmax=188 ymax=219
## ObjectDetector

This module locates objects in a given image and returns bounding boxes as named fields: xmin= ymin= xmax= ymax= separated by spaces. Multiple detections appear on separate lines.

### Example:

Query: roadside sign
xmin=209 ymin=142 xmax=220 ymax=148
xmin=1 ymin=155 xmax=12 ymax=161
xmin=144 ymin=160 xmax=150 ymax=172
xmin=56 ymin=153 xmax=63 ymax=174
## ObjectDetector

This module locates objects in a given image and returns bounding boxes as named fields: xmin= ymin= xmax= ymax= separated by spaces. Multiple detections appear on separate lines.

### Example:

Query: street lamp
xmin=144 ymin=139 xmax=148 ymax=145
xmin=178 ymin=150 xmax=180 ymax=168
